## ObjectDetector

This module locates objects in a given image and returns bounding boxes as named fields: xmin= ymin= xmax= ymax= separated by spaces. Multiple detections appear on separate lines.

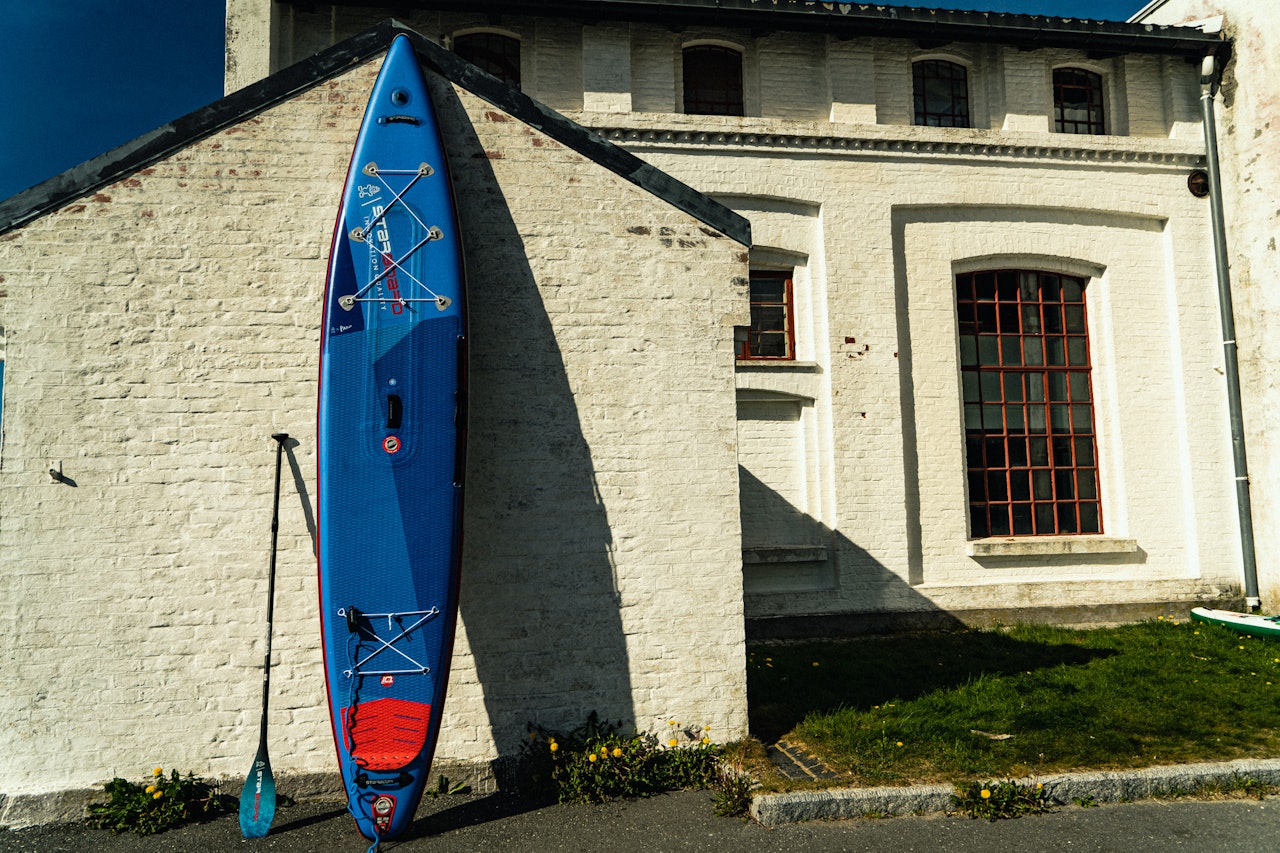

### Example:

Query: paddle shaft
xmin=258 ymin=433 xmax=288 ymax=732
xmin=241 ymin=433 xmax=289 ymax=838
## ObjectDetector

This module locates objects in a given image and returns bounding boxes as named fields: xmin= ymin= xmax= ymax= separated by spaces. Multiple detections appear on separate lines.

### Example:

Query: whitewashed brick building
xmin=0 ymin=0 xmax=1266 ymax=824
xmin=227 ymin=1 xmax=1254 ymax=632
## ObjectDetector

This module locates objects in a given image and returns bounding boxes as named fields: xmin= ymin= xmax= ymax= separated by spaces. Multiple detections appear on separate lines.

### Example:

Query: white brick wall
xmin=591 ymin=111 xmax=1240 ymax=618
xmin=1138 ymin=0 xmax=1280 ymax=608
xmin=0 ymin=53 xmax=749 ymax=816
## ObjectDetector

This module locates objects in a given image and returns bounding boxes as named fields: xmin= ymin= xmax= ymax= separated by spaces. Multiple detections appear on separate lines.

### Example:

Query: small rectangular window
xmin=740 ymin=271 xmax=794 ymax=360
xmin=454 ymin=32 xmax=522 ymax=90
xmin=683 ymin=45 xmax=744 ymax=116
xmin=913 ymin=60 xmax=970 ymax=128
xmin=1054 ymin=68 xmax=1105 ymax=135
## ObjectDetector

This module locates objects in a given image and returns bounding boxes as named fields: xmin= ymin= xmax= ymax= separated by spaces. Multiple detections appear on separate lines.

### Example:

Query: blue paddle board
xmin=318 ymin=34 xmax=466 ymax=843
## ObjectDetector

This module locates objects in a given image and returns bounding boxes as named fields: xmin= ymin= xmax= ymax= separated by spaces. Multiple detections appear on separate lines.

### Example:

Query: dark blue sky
xmin=0 ymin=0 xmax=1146 ymax=202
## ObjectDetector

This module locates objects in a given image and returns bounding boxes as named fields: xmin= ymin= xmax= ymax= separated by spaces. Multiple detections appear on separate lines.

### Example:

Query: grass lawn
xmin=744 ymin=618 xmax=1280 ymax=790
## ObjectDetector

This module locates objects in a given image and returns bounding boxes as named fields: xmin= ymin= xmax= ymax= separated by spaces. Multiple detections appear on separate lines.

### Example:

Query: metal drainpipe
xmin=1200 ymin=51 xmax=1261 ymax=611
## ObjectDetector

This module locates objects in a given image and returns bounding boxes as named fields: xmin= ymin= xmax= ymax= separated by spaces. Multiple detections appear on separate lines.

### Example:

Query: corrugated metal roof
xmin=318 ymin=0 xmax=1223 ymax=57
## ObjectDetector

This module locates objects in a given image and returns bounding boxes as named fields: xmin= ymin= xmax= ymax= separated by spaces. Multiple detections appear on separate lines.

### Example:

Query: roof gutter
xmin=1199 ymin=49 xmax=1261 ymax=611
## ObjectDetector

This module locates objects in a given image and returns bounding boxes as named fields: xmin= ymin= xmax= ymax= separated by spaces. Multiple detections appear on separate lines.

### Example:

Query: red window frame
xmin=683 ymin=45 xmax=745 ymax=117
xmin=739 ymin=271 xmax=795 ymax=360
xmin=957 ymin=270 xmax=1102 ymax=537
xmin=1053 ymin=68 xmax=1105 ymax=135
xmin=454 ymin=32 xmax=522 ymax=89
xmin=913 ymin=60 xmax=971 ymax=128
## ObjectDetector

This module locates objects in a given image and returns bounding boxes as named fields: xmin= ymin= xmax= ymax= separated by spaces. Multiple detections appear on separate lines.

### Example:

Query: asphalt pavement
xmin=2 ymin=789 xmax=1278 ymax=853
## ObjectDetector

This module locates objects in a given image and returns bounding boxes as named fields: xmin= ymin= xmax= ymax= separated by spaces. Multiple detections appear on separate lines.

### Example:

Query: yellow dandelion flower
xmin=704 ymin=725 xmax=711 ymax=731
xmin=588 ymin=753 xmax=598 ymax=763
xmin=812 ymin=662 xmax=820 ymax=667
xmin=152 ymin=790 xmax=164 ymax=800
xmin=612 ymin=747 xmax=623 ymax=758
xmin=980 ymin=789 xmax=991 ymax=799
xmin=895 ymin=741 xmax=903 ymax=747
xmin=549 ymin=742 xmax=559 ymax=752
xmin=1036 ymin=783 xmax=1043 ymax=790
xmin=701 ymin=737 xmax=710 ymax=745
xmin=668 ymin=739 xmax=678 ymax=748
xmin=145 ymin=785 xmax=156 ymax=794
xmin=153 ymin=767 xmax=163 ymax=777
xmin=668 ymin=720 xmax=677 ymax=726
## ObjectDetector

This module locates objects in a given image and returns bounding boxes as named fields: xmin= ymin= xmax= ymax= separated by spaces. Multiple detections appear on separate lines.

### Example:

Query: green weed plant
xmin=521 ymin=712 xmax=722 ymax=804
xmin=86 ymin=767 xmax=229 ymax=835
xmin=952 ymin=780 xmax=1054 ymax=820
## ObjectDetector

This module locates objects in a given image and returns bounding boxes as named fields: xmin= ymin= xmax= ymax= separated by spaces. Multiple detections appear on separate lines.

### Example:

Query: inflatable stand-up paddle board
xmin=318 ymin=34 xmax=466 ymax=844
xmin=1190 ymin=607 xmax=1280 ymax=639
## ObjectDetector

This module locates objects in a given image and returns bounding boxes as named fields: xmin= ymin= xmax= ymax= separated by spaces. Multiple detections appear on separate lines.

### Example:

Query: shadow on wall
xmin=737 ymin=465 xmax=967 ymax=638
xmin=431 ymin=79 xmax=635 ymax=776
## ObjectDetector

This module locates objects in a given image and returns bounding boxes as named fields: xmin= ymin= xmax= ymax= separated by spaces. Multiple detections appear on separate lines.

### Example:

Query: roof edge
xmin=315 ymin=1 xmax=1225 ymax=57
xmin=0 ymin=20 xmax=412 ymax=236
xmin=0 ymin=20 xmax=750 ymax=247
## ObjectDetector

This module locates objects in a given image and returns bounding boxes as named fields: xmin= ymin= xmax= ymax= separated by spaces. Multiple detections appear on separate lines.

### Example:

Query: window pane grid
xmin=741 ymin=271 xmax=794 ymax=360
xmin=913 ymin=60 xmax=970 ymax=128
xmin=1054 ymin=68 xmax=1105 ymax=135
xmin=959 ymin=270 xmax=1102 ymax=537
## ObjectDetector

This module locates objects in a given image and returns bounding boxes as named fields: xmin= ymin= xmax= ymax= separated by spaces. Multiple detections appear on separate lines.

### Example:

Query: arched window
xmin=682 ymin=45 xmax=744 ymax=116
xmin=454 ymin=32 xmax=521 ymax=89
xmin=957 ymin=270 xmax=1102 ymax=537
xmin=1054 ymin=68 xmax=1105 ymax=134
xmin=913 ymin=59 xmax=970 ymax=128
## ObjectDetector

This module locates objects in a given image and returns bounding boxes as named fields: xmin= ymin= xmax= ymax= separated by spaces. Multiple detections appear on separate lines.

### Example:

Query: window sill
xmin=743 ymin=545 xmax=829 ymax=564
xmin=736 ymin=360 xmax=821 ymax=372
xmin=967 ymin=536 xmax=1139 ymax=558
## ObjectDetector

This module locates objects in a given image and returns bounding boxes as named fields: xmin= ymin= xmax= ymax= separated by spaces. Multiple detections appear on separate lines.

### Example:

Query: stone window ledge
xmin=743 ymin=545 xmax=829 ymax=564
xmin=735 ymin=360 xmax=822 ymax=372
xmin=967 ymin=536 xmax=1139 ymax=558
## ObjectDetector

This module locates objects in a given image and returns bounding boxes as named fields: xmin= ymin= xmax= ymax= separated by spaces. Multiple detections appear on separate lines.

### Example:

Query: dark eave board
xmin=313 ymin=0 xmax=1223 ymax=57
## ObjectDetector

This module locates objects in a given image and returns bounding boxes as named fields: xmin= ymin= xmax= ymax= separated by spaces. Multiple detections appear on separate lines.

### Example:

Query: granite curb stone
xmin=750 ymin=757 xmax=1280 ymax=825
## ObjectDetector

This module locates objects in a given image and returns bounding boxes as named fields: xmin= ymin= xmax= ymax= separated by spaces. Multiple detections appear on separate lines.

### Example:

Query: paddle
xmin=240 ymin=432 xmax=289 ymax=838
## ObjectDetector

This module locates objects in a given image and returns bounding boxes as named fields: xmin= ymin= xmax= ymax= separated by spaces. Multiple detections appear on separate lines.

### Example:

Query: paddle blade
xmin=239 ymin=754 xmax=276 ymax=838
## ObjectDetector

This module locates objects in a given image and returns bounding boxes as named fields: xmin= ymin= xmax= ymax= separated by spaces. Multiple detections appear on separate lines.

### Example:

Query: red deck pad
xmin=342 ymin=698 xmax=432 ymax=771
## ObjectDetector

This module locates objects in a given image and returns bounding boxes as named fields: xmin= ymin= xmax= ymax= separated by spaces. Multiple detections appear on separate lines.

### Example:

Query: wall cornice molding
xmin=579 ymin=116 xmax=1206 ymax=168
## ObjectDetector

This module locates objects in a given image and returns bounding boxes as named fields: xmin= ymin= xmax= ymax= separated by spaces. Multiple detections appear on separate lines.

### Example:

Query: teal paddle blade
xmin=239 ymin=754 xmax=276 ymax=838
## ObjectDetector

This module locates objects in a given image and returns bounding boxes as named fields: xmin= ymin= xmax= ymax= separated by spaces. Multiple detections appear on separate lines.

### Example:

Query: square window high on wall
xmin=453 ymin=32 xmax=521 ymax=89
xmin=1054 ymin=68 xmax=1106 ymax=134
xmin=682 ymin=45 xmax=744 ymax=116
xmin=913 ymin=59 xmax=970 ymax=128
xmin=957 ymin=270 xmax=1102 ymax=537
